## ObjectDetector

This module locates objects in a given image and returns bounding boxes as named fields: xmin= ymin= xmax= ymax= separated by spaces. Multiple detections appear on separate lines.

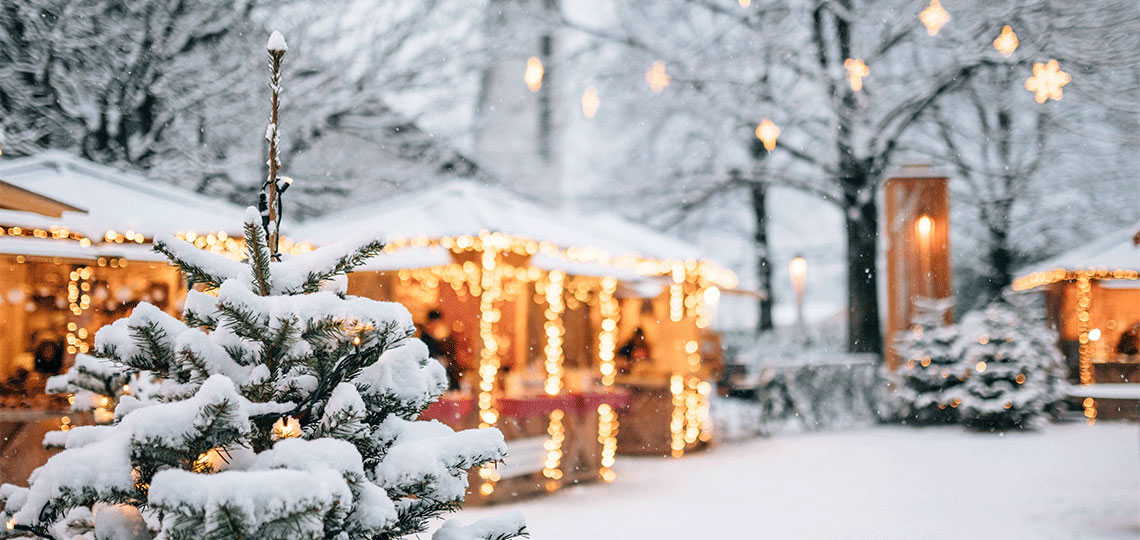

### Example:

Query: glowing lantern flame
xmin=916 ymin=215 xmax=933 ymax=237
xmin=1025 ymin=60 xmax=1070 ymax=103
xmin=919 ymin=0 xmax=950 ymax=36
xmin=755 ymin=118 xmax=781 ymax=151
xmin=581 ymin=86 xmax=600 ymax=119
xmin=993 ymin=25 xmax=1018 ymax=57
xmin=844 ymin=58 xmax=869 ymax=92
xmin=646 ymin=61 xmax=671 ymax=94
xmin=524 ymin=56 xmax=544 ymax=92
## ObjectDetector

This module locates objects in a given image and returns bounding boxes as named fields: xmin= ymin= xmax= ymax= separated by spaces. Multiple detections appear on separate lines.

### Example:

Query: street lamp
xmin=789 ymin=255 xmax=807 ymax=339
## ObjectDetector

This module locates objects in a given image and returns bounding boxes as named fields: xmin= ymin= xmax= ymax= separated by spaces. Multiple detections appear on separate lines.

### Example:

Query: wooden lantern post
xmin=884 ymin=165 xmax=952 ymax=369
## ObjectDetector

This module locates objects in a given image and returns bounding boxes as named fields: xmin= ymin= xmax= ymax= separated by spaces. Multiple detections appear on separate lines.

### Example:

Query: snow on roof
xmin=298 ymin=180 xmax=708 ymax=264
xmin=0 ymin=151 xmax=247 ymax=239
xmin=1016 ymin=221 xmax=1140 ymax=277
xmin=0 ymin=237 xmax=166 ymax=261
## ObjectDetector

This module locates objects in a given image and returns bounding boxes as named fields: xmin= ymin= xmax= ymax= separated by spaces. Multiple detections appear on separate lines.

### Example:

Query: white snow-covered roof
xmin=1016 ymin=222 xmax=1140 ymax=277
xmin=298 ymin=180 xmax=708 ymax=264
xmin=0 ymin=151 xmax=247 ymax=239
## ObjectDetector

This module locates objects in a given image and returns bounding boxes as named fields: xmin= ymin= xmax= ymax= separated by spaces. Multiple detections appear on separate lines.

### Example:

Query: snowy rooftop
xmin=1015 ymin=221 xmax=1140 ymax=288
xmin=298 ymin=180 xmax=720 ymax=273
xmin=0 ymin=151 xmax=247 ymax=242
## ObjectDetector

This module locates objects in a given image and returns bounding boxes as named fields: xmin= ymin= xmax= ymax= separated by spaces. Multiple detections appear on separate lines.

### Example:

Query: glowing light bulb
xmin=844 ymin=58 xmax=869 ymax=91
xmin=916 ymin=215 xmax=933 ymax=237
xmin=581 ymin=86 xmax=600 ymax=119
xmin=919 ymin=0 xmax=950 ymax=36
xmin=645 ymin=61 xmax=671 ymax=94
xmin=524 ymin=56 xmax=544 ymax=92
xmin=1025 ymin=60 xmax=1070 ymax=104
xmin=993 ymin=25 xmax=1018 ymax=57
xmin=755 ymin=118 xmax=780 ymax=151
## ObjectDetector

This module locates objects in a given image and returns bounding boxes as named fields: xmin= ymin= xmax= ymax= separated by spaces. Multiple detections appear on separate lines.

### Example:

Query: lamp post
xmin=789 ymin=255 xmax=807 ymax=339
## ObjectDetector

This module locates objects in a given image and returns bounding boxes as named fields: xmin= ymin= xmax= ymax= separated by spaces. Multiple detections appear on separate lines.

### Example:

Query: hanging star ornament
xmin=993 ymin=25 xmax=1018 ymax=57
xmin=919 ymin=0 xmax=950 ymax=36
xmin=845 ymin=58 xmax=869 ymax=92
xmin=1025 ymin=60 xmax=1070 ymax=103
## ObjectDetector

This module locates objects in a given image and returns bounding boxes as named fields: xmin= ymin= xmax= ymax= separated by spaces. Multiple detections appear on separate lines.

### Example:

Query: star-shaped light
xmin=993 ymin=25 xmax=1018 ymax=57
xmin=844 ymin=58 xmax=869 ymax=92
xmin=1025 ymin=60 xmax=1070 ymax=103
xmin=755 ymin=118 xmax=780 ymax=151
xmin=919 ymin=0 xmax=950 ymax=36
xmin=646 ymin=61 xmax=671 ymax=94
xmin=581 ymin=86 xmax=600 ymax=119
xmin=524 ymin=56 xmax=544 ymax=92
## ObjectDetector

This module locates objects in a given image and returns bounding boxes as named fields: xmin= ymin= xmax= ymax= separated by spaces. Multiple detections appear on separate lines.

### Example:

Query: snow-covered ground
xmin=431 ymin=423 xmax=1139 ymax=539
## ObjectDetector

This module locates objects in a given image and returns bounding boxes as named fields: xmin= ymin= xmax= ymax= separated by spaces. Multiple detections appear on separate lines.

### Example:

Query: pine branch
xmin=292 ymin=238 xmax=386 ymax=294
xmin=154 ymin=238 xmax=229 ymax=290
xmin=128 ymin=321 xmax=177 ymax=375
xmin=245 ymin=219 xmax=273 ymax=296
xmin=217 ymin=300 xmax=271 ymax=344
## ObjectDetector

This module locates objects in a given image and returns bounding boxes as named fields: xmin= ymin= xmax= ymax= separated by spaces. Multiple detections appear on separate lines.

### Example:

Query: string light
xmin=755 ymin=119 xmax=780 ymax=151
xmin=542 ymin=409 xmax=565 ymax=490
xmin=669 ymin=373 xmax=686 ymax=457
xmin=646 ymin=61 xmax=671 ymax=94
xmin=542 ymin=271 xmax=566 ymax=396
xmin=598 ymin=277 xmax=619 ymax=386
xmin=919 ymin=0 xmax=950 ymax=36
xmin=670 ymin=263 xmax=685 ymax=322
xmin=65 ymin=266 xmax=93 ymax=355
xmin=597 ymin=403 xmax=618 ymax=482
xmin=524 ymin=56 xmax=544 ymax=92
xmin=993 ymin=25 xmax=1018 ymax=57
xmin=581 ymin=86 xmax=600 ymax=119
xmin=1025 ymin=60 xmax=1070 ymax=103
xmin=272 ymin=416 xmax=302 ymax=439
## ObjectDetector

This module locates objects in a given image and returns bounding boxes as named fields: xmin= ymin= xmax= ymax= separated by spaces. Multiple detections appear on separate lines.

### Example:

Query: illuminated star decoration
xmin=919 ymin=0 xmax=950 ymax=36
xmin=755 ymin=118 xmax=780 ymax=151
xmin=993 ymin=25 xmax=1018 ymax=57
xmin=646 ymin=61 xmax=671 ymax=94
xmin=1025 ymin=60 xmax=1070 ymax=103
xmin=581 ymin=86 xmax=600 ymax=119
xmin=524 ymin=56 xmax=544 ymax=92
xmin=844 ymin=58 xmax=869 ymax=92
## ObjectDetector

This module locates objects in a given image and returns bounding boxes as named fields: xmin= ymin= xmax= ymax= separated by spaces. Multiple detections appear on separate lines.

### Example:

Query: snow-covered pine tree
xmin=956 ymin=299 xmax=1063 ymax=430
xmin=891 ymin=297 xmax=964 ymax=424
xmin=0 ymin=32 xmax=525 ymax=540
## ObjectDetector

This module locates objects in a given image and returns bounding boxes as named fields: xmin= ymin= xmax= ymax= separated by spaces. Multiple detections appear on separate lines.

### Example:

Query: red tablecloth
xmin=496 ymin=393 xmax=578 ymax=420
xmin=574 ymin=388 xmax=631 ymax=416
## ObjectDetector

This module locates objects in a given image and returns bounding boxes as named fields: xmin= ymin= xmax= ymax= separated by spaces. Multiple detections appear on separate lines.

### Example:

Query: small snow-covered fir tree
xmin=0 ymin=32 xmax=525 ymax=540
xmin=891 ymin=297 xmax=963 ymax=424
xmin=956 ymin=299 xmax=1064 ymax=430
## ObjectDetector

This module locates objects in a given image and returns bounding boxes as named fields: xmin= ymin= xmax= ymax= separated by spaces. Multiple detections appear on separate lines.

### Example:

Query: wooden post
xmin=884 ymin=165 xmax=952 ymax=369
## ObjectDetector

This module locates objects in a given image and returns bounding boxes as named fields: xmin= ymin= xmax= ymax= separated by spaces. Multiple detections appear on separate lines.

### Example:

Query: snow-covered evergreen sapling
xmin=955 ymin=300 xmax=1063 ymax=430
xmin=891 ymin=297 xmax=964 ymax=424
xmin=0 ymin=31 xmax=525 ymax=540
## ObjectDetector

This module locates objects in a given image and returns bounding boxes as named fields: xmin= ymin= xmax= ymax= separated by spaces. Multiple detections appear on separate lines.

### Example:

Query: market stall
xmin=0 ymin=152 xmax=255 ymax=482
xmin=299 ymin=180 xmax=736 ymax=501
xmin=1013 ymin=222 xmax=1140 ymax=419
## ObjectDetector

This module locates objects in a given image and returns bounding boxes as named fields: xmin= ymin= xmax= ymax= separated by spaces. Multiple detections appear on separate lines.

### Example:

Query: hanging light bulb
xmin=844 ymin=58 xmax=869 ymax=91
xmin=524 ymin=56 xmax=544 ymax=92
xmin=754 ymin=118 xmax=781 ymax=151
xmin=919 ymin=0 xmax=950 ymax=36
xmin=581 ymin=86 xmax=600 ymax=119
xmin=645 ymin=61 xmax=671 ymax=94
xmin=993 ymin=25 xmax=1019 ymax=57
xmin=1025 ymin=60 xmax=1070 ymax=103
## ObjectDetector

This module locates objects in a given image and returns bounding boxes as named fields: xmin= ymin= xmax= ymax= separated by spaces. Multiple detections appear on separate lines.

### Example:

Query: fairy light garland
xmin=65 ymin=266 xmax=93 ymax=355
xmin=542 ymin=409 xmax=565 ymax=490
xmin=542 ymin=270 xmax=566 ymax=396
xmin=597 ymin=403 xmax=618 ymax=482
xmin=598 ymin=277 xmax=619 ymax=386
xmin=669 ymin=373 xmax=686 ymax=458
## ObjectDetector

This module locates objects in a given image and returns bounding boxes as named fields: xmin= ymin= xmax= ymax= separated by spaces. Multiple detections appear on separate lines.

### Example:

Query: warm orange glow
xmin=975 ymin=361 xmax=987 ymax=373
xmin=755 ymin=118 xmax=781 ymax=151
xmin=272 ymin=416 xmax=302 ymax=439
xmin=646 ymin=61 xmax=671 ymax=94
xmin=524 ymin=56 xmax=544 ymax=92
xmin=916 ymin=215 xmax=933 ymax=237
xmin=738 ymin=0 xmax=750 ymax=6
xmin=789 ymin=256 xmax=807 ymax=293
xmin=581 ymin=86 xmax=600 ymax=119
xmin=993 ymin=25 xmax=1018 ymax=57
xmin=1025 ymin=60 xmax=1070 ymax=104
xmin=919 ymin=0 xmax=950 ymax=36
xmin=844 ymin=58 xmax=869 ymax=91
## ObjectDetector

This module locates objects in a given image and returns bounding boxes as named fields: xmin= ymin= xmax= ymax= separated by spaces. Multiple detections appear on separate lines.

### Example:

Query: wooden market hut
xmin=0 ymin=151 xmax=254 ymax=482
xmin=1012 ymin=222 xmax=1140 ymax=420
xmin=298 ymin=180 xmax=737 ymax=501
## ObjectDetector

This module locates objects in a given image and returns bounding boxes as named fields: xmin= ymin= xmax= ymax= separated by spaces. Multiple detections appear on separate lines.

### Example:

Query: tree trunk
xmin=750 ymin=182 xmax=775 ymax=332
xmin=844 ymin=184 xmax=882 ymax=354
